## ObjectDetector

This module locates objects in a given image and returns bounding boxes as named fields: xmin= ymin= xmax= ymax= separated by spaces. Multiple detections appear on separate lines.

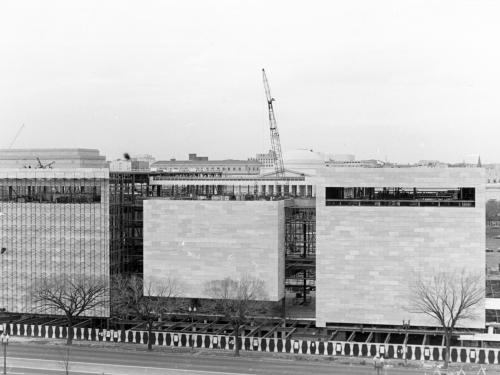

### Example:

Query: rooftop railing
xmin=151 ymin=176 xmax=306 ymax=182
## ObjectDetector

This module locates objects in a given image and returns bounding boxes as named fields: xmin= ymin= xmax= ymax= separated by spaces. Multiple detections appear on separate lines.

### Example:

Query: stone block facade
xmin=143 ymin=200 xmax=285 ymax=301
xmin=314 ymin=167 xmax=485 ymax=328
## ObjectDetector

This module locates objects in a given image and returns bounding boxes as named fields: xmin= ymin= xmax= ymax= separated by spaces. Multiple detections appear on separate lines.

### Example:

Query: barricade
xmin=2 ymin=322 xmax=498 ymax=364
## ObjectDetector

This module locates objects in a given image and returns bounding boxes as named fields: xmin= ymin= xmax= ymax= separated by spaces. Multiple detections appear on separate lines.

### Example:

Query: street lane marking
xmin=10 ymin=367 xmax=103 ymax=375
xmin=8 ymin=357 xmax=255 ymax=375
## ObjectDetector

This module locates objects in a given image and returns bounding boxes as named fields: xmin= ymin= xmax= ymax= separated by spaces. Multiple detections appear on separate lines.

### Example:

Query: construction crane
xmin=8 ymin=124 xmax=25 ymax=149
xmin=262 ymin=69 xmax=285 ymax=177
xmin=36 ymin=157 xmax=55 ymax=169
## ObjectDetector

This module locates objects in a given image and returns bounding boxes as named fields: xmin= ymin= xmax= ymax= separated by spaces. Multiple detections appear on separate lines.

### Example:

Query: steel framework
xmin=285 ymin=207 xmax=316 ymax=305
xmin=109 ymin=172 xmax=151 ymax=276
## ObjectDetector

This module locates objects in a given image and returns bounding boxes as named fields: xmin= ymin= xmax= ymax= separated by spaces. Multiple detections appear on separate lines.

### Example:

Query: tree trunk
xmin=63 ymin=346 xmax=71 ymax=375
xmin=66 ymin=317 xmax=73 ymax=346
xmin=444 ymin=329 xmax=452 ymax=369
xmin=147 ymin=321 xmax=153 ymax=351
xmin=234 ymin=322 xmax=240 ymax=357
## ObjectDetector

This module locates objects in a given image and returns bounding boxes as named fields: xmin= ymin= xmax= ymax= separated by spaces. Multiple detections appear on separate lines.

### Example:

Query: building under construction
xmin=108 ymin=167 xmax=317 ymax=317
xmin=0 ymin=147 xmax=492 ymax=347
xmin=0 ymin=67 xmax=490 ymax=332
xmin=107 ymin=161 xmax=486 ymax=330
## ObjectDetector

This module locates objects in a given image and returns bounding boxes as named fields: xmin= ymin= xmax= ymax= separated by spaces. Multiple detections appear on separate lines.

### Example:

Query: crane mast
xmin=262 ymin=69 xmax=285 ymax=177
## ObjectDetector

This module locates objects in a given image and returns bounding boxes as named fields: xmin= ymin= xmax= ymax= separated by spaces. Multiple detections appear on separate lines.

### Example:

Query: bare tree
xmin=112 ymin=275 xmax=180 ymax=350
xmin=33 ymin=275 xmax=108 ymax=345
xmin=205 ymin=276 xmax=267 ymax=356
xmin=409 ymin=270 xmax=483 ymax=368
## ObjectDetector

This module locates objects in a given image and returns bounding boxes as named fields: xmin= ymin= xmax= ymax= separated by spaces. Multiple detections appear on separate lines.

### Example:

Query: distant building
xmin=253 ymin=150 xmax=276 ymax=168
xmin=416 ymin=160 xmax=449 ymax=168
xmin=325 ymin=159 xmax=384 ymax=168
xmin=325 ymin=153 xmax=355 ymax=162
xmin=132 ymin=154 xmax=156 ymax=170
xmin=133 ymin=154 xmax=156 ymax=165
xmin=0 ymin=148 xmax=107 ymax=169
xmin=108 ymin=154 xmax=155 ymax=172
xmin=188 ymin=153 xmax=208 ymax=162
xmin=109 ymin=159 xmax=132 ymax=171
xmin=151 ymin=154 xmax=261 ymax=175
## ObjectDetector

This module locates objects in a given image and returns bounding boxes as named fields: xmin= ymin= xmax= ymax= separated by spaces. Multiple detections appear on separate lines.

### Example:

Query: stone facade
xmin=314 ymin=167 xmax=485 ymax=328
xmin=0 ymin=169 xmax=110 ymax=316
xmin=143 ymin=200 xmax=285 ymax=301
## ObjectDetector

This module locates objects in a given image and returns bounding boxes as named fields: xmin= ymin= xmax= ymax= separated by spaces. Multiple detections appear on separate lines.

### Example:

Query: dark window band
xmin=325 ymin=187 xmax=475 ymax=207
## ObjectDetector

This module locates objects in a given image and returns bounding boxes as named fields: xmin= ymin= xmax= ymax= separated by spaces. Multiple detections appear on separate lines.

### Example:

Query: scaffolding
xmin=0 ymin=172 xmax=109 ymax=316
xmin=109 ymin=172 xmax=152 ymax=276
xmin=284 ymin=207 xmax=316 ymax=305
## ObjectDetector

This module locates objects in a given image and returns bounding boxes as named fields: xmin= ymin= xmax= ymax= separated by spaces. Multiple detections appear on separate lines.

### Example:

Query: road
xmin=0 ymin=342 xmax=464 ymax=375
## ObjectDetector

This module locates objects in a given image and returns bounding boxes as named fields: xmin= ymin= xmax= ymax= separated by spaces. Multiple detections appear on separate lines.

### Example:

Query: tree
xmin=112 ymin=275 xmax=180 ymax=350
xmin=33 ymin=275 xmax=108 ymax=345
xmin=205 ymin=276 xmax=267 ymax=356
xmin=409 ymin=270 xmax=483 ymax=368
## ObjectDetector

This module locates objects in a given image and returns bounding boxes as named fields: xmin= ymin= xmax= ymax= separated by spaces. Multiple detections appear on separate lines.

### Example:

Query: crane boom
xmin=262 ymin=69 xmax=285 ymax=177
xmin=8 ymin=124 xmax=25 ymax=149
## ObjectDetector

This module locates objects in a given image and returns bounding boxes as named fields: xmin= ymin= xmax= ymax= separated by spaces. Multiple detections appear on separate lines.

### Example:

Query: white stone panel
xmin=143 ymin=200 xmax=285 ymax=301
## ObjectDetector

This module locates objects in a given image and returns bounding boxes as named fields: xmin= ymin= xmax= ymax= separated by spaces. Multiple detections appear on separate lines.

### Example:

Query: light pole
xmin=402 ymin=320 xmax=410 ymax=366
xmin=1 ymin=333 xmax=9 ymax=375
xmin=188 ymin=306 xmax=197 ymax=350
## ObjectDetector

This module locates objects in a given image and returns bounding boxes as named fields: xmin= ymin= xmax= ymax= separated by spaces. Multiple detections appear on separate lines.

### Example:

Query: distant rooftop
xmin=153 ymin=153 xmax=261 ymax=167
xmin=0 ymin=148 xmax=107 ymax=169
xmin=153 ymin=159 xmax=261 ymax=166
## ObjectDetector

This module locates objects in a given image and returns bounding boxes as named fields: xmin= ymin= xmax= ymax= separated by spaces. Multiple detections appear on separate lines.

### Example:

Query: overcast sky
xmin=1 ymin=0 xmax=499 ymax=163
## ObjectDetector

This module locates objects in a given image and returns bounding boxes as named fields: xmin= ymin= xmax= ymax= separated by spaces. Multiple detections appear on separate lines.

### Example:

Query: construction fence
xmin=0 ymin=322 xmax=497 ymax=365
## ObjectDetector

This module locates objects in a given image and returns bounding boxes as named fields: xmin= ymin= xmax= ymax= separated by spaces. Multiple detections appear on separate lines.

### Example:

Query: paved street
xmin=0 ymin=341 xmax=484 ymax=375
